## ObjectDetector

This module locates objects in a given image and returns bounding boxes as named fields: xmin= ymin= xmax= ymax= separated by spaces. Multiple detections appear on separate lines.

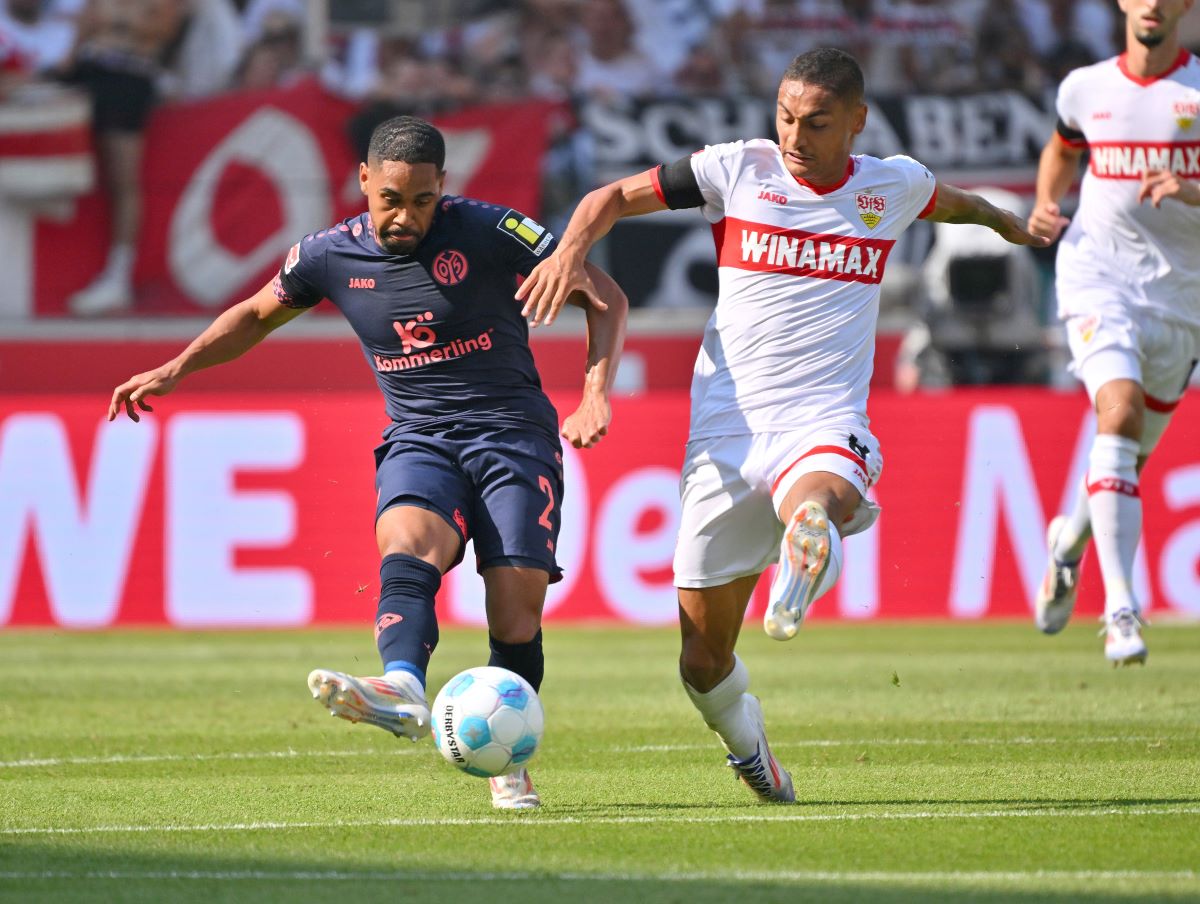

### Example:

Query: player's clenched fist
xmin=560 ymin=394 xmax=611 ymax=449
xmin=108 ymin=366 xmax=178 ymax=423
xmin=1027 ymin=201 xmax=1071 ymax=243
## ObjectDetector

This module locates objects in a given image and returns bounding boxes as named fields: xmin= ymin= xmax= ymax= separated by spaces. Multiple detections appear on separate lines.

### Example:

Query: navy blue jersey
xmin=274 ymin=197 xmax=560 ymax=439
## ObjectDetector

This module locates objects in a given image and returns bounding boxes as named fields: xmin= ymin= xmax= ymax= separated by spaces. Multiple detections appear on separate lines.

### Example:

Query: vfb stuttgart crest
xmin=1174 ymin=100 xmax=1199 ymax=130
xmin=856 ymin=192 xmax=886 ymax=229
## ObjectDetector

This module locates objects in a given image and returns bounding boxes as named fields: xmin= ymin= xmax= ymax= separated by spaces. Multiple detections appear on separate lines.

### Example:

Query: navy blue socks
xmin=375 ymin=553 xmax=442 ymax=688
xmin=488 ymin=629 xmax=544 ymax=692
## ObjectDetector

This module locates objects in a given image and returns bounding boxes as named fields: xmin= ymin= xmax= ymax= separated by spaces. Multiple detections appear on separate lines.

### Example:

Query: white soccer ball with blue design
xmin=431 ymin=666 xmax=544 ymax=778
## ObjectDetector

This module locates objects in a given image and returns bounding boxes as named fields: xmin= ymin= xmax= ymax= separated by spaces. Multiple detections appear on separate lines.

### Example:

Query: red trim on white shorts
xmin=771 ymin=445 xmax=868 ymax=496
xmin=1144 ymin=392 xmax=1181 ymax=413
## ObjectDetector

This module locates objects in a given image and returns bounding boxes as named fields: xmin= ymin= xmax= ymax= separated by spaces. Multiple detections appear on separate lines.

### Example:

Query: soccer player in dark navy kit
xmin=108 ymin=116 xmax=628 ymax=809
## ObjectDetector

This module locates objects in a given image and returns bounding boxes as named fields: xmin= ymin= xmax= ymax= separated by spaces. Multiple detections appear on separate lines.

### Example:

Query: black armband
xmin=655 ymin=156 xmax=705 ymax=210
xmin=1055 ymin=117 xmax=1086 ymax=147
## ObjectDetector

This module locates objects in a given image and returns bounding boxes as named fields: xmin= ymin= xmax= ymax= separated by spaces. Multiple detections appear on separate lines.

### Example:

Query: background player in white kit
xmin=518 ymin=48 xmax=1047 ymax=802
xmin=1029 ymin=0 xmax=1200 ymax=667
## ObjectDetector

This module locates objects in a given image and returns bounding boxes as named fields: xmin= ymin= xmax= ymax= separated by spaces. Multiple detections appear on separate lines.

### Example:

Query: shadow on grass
xmin=551 ymin=795 xmax=1200 ymax=817
xmin=0 ymin=846 xmax=1195 ymax=904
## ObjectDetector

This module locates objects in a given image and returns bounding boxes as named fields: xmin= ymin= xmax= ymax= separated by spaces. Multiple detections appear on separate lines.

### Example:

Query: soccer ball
xmin=431 ymin=666 xmax=544 ymax=778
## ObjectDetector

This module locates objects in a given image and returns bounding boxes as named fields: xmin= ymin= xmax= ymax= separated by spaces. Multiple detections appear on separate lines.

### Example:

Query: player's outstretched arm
xmin=925 ymin=182 xmax=1052 ymax=247
xmin=560 ymin=262 xmax=629 ymax=450
xmin=518 ymin=170 xmax=666 ymax=327
xmin=1027 ymin=133 xmax=1084 ymax=242
xmin=107 ymin=280 xmax=306 ymax=422
xmin=1138 ymin=169 xmax=1200 ymax=208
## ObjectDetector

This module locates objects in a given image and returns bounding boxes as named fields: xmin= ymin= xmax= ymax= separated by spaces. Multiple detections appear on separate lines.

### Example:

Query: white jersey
xmin=1055 ymin=51 xmax=1200 ymax=326
xmin=685 ymin=139 xmax=935 ymax=439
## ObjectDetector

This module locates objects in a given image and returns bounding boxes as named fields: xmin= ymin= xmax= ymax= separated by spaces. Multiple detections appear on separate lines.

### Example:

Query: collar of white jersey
xmin=782 ymin=154 xmax=858 ymax=196
xmin=1116 ymin=47 xmax=1192 ymax=87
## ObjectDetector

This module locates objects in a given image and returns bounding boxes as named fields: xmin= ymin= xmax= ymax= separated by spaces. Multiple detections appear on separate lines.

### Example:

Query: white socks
xmin=815 ymin=523 xmax=843 ymax=602
xmin=682 ymin=655 xmax=759 ymax=761
xmin=1087 ymin=434 xmax=1141 ymax=614
xmin=383 ymin=669 xmax=427 ymax=700
xmin=1052 ymin=473 xmax=1093 ymax=564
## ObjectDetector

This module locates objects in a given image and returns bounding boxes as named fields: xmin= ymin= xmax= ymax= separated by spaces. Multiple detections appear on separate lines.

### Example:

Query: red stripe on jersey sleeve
xmin=918 ymin=185 xmax=938 ymax=220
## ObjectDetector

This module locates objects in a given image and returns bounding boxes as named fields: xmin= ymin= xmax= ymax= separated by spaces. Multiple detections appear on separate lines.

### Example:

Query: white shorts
xmin=1065 ymin=303 xmax=1200 ymax=406
xmin=673 ymin=419 xmax=883 ymax=589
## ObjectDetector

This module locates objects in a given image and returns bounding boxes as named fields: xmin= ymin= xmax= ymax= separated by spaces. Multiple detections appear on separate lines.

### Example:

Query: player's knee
xmin=1093 ymin=385 xmax=1144 ymax=440
xmin=487 ymin=608 xmax=542 ymax=645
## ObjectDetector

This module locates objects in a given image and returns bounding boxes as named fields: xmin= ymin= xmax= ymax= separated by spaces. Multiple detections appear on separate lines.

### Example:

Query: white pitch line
xmin=624 ymin=735 xmax=1187 ymax=752
xmin=4 ymin=805 xmax=1200 ymax=836
xmin=2 ymin=735 xmax=1190 ymax=770
xmin=0 ymin=869 xmax=1195 ymax=883
xmin=0 ymin=748 xmax=415 ymax=769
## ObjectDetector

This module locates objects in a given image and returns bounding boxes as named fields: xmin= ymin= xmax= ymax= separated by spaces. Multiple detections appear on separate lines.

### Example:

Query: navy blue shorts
xmin=373 ymin=426 xmax=564 ymax=581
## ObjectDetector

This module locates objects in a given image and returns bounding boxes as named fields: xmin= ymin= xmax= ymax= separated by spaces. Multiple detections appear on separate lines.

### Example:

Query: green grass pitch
xmin=1 ymin=622 xmax=1198 ymax=903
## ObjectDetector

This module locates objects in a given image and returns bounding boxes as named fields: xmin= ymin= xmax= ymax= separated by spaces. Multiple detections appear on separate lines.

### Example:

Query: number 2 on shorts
xmin=537 ymin=475 xmax=555 ymax=530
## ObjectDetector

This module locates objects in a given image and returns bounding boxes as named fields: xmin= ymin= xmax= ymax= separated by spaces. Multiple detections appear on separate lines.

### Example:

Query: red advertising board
xmin=2 ymin=386 xmax=1197 ymax=628
xmin=30 ymin=84 xmax=562 ymax=316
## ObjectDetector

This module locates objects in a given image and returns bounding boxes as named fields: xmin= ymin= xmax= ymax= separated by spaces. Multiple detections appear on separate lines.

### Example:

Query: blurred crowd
xmin=0 ymin=0 xmax=1196 ymax=381
xmin=6 ymin=0 xmax=1190 ymax=118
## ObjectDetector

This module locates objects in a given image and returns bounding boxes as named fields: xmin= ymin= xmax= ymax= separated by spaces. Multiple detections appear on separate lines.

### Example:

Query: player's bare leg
xmin=309 ymin=505 xmax=460 ymax=740
xmin=483 ymin=565 xmax=550 ymax=809
xmin=765 ymin=473 xmax=859 ymax=640
xmin=69 ymin=132 xmax=143 ymax=315
xmin=679 ymin=576 xmax=795 ymax=803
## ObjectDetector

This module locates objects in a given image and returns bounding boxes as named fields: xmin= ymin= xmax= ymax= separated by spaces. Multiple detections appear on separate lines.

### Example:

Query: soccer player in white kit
xmin=518 ymin=48 xmax=1046 ymax=802
xmin=1029 ymin=0 xmax=1200 ymax=667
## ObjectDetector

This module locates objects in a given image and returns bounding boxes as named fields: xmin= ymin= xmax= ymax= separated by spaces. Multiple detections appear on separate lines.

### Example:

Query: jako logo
xmin=757 ymin=189 xmax=787 ymax=205
xmin=349 ymin=277 xmax=376 ymax=289
xmin=393 ymin=312 xmax=437 ymax=353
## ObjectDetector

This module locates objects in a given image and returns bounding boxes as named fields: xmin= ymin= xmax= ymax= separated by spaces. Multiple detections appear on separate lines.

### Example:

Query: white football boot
xmin=764 ymin=501 xmax=831 ymax=641
xmin=725 ymin=696 xmax=795 ymax=803
xmin=307 ymin=669 xmax=431 ymax=740
xmin=489 ymin=768 xmax=540 ymax=809
xmin=1102 ymin=608 xmax=1148 ymax=667
xmin=1035 ymin=516 xmax=1083 ymax=635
